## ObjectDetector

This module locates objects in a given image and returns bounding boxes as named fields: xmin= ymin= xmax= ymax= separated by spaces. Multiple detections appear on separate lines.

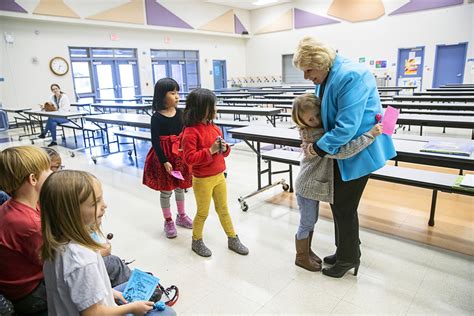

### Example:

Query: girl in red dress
xmin=143 ymin=78 xmax=193 ymax=238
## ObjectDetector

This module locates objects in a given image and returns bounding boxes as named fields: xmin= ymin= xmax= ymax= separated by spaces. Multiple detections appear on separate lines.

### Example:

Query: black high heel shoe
xmin=322 ymin=261 xmax=359 ymax=278
xmin=323 ymin=253 xmax=336 ymax=265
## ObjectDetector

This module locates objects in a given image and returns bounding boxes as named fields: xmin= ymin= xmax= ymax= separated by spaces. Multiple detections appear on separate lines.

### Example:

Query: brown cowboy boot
xmin=295 ymin=235 xmax=321 ymax=272
xmin=309 ymin=231 xmax=322 ymax=264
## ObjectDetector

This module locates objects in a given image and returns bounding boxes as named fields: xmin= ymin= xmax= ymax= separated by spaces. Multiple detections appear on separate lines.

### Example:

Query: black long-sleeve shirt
xmin=151 ymin=109 xmax=184 ymax=164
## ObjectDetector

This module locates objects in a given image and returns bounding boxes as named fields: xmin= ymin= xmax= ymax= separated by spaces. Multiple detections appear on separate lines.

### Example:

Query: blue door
xmin=152 ymin=60 xmax=198 ymax=92
xmin=213 ymin=60 xmax=227 ymax=90
xmin=396 ymin=47 xmax=425 ymax=91
xmin=432 ymin=43 xmax=468 ymax=88
xmin=93 ymin=60 xmax=140 ymax=101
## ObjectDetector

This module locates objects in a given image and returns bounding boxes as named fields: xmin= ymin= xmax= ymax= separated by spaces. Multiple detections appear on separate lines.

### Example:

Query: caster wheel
xmin=70 ymin=152 xmax=75 ymax=158
xmin=128 ymin=150 xmax=132 ymax=156
xmin=92 ymin=158 xmax=97 ymax=164
xmin=240 ymin=202 xmax=248 ymax=212
xmin=31 ymin=140 xmax=35 ymax=144
xmin=282 ymin=183 xmax=290 ymax=191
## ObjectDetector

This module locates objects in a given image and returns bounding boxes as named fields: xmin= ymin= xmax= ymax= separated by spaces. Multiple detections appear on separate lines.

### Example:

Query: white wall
xmin=0 ymin=17 xmax=247 ymax=109
xmin=247 ymin=2 xmax=474 ymax=88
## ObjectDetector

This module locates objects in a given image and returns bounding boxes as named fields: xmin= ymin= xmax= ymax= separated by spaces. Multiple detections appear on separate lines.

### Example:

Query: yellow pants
xmin=192 ymin=173 xmax=236 ymax=240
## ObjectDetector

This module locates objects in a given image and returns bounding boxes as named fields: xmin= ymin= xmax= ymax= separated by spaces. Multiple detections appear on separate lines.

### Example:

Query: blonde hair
xmin=40 ymin=170 xmax=103 ymax=261
xmin=293 ymin=36 xmax=337 ymax=71
xmin=292 ymin=93 xmax=321 ymax=128
xmin=0 ymin=146 xmax=50 ymax=195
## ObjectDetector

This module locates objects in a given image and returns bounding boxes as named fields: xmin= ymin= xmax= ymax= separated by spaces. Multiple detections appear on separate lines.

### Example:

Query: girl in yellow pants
xmin=181 ymin=88 xmax=249 ymax=257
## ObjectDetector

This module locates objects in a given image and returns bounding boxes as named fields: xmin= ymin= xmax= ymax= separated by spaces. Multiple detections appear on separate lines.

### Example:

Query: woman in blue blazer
xmin=293 ymin=37 xmax=396 ymax=278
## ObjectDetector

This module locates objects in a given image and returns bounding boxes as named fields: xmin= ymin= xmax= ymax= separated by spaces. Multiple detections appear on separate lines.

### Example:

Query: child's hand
xmin=112 ymin=289 xmax=128 ymax=304
xmin=369 ymin=123 xmax=383 ymax=137
xmin=163 ymin=162 xmax=173 ymax=174
xmin=219 ymin=138 xmax=228 ymax=153
xmin=100 ymin=242 xmax=112 ymax=257
xmin=129 ymin=301 xmax=154 ymax=315
xmin=301 ymin=143 xmax=317 ymax=159
xmin=209 ymin=139 xmax=221 ymax=154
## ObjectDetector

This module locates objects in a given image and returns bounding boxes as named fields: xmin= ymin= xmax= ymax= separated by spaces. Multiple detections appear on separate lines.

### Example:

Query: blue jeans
xmin=296 ymin=194 xmax=320 ymax=240
xmin=114 ymin=282 xmax=176 ymax=316
xmin=43 ymin=117 xmax=68 ymax=141
xmin=0 ymin=190 xmax=10 ymax=205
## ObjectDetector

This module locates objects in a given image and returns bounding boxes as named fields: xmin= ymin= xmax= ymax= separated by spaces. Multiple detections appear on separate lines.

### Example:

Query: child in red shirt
xmin=181 ymin=88 xmax=249 ymax=257
xmin=0 ymin=146 xmax=52 ymax=314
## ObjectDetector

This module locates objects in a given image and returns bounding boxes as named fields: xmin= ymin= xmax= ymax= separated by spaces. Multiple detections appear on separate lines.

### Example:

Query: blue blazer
xmin=315 ymin=55 xmax=396 ymax=181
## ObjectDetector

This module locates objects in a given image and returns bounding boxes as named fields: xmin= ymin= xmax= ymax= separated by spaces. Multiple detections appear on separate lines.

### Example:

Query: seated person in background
xmin=0 ymin=146 xmax=52 ymax=314
xmin=38 ymin=83 xmax=71 ymax=147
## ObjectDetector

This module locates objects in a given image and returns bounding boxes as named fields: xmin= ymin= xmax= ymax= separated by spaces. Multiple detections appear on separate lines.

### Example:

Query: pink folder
xmin=382 ymin=106 xmax=400 ymax=136
xmin=171 ymin=171 xmax=184 ymax=180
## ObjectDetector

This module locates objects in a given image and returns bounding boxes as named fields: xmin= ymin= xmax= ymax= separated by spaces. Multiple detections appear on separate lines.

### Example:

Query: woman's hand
xmin=163 ymin=162 xmax=173 ymax=174
xmin=369 ymin=123 xmax=383 ymax=137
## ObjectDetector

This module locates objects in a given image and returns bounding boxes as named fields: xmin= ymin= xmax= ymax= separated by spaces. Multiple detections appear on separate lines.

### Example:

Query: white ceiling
xmin=205 ymin=0 xmax=291 ymax=10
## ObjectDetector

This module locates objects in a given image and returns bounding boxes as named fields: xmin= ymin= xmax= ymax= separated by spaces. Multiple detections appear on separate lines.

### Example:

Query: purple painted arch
xmin=0 ymin=0 xmax=27 ymax=13
xmin=294 ymin=8 xmax=339 ymax=29
xmin=234 ymin=14 xmax=247 ymax=34
xmin=145 ymin=0 xmax=193 ymax=29
xmin=389 ymin=0 xmax=463 ymax=15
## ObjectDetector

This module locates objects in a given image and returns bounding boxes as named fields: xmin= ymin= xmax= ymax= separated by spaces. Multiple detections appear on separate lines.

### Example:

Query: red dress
xmin=143 ymin=134 xmax=192 ymax=191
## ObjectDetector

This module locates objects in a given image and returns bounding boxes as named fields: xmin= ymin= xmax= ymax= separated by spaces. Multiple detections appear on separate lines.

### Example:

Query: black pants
xmin=330 ymin=162 xmax=369 ymax=263
xmin=12 ymin=280 xmax=47 ymax=315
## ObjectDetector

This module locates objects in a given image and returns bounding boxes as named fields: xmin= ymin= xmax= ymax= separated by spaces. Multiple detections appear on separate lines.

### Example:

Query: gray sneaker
xmin=228 ymin=235 xmax=249 ymax=255
xmin=192 ymin=238 xmax=212 ymax=257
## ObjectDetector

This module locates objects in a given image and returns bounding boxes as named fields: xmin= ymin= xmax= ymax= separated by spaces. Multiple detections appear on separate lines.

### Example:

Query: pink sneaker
xmin=164 ymin=220 xmax=177 ymax=238
xmin=176 ymin=214 xmax=193 ymax=229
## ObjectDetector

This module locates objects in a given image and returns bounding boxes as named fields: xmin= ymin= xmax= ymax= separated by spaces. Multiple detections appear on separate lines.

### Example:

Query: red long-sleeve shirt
xmin=181 ymin=122 xmax=230 ymax=178
xmin=0 ymin=199 xmax=43 ymax=300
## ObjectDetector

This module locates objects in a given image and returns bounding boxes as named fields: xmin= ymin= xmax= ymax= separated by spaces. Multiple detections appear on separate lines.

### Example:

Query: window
xmin=69 ymin=47 xmax=140 ymax=101
xmin=151 ymin=49 xmax=200 ymax=91
xmin=282 ymin=54 xmax=304 ymax=84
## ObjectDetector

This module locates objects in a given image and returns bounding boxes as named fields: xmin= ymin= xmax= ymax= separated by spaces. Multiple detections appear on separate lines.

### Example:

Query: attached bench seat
xmin=261 ymin=148 xmax=473 ymax=226
xmin=59 ymin=121 xmax=103 ymax=131
xmin=59 ymin=121 xmax=104 ymax=146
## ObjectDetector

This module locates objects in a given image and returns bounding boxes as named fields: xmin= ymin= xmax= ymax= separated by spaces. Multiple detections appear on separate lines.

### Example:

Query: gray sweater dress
xmin=295 ymin=127 xmax=375 ymax=204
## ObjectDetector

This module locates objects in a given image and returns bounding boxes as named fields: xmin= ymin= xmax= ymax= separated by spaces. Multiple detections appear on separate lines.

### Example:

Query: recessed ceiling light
xmin=252 ymin=0 xmax=278 ymax=6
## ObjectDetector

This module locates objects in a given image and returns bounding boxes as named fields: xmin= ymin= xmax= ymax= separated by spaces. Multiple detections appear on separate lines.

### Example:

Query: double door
xmin=93 ymin=60 xmax=140 ymax=100
xmin=152 ymin=60 xmax=199 ymax=92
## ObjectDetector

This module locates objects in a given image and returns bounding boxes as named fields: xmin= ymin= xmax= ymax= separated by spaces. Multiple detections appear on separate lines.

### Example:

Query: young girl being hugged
xmin=40 ymin=171 xmax=154 ymax=315
xmin=143 ymin=78 xmax=193 ymax=239
xmin=181 ymin=88 xmax=249 ymax=257
xmin=292 ymin=93 xmax=382 ymax=272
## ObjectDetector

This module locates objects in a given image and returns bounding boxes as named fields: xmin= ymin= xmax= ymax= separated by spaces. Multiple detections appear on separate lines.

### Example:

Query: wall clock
xmin=49 ymin=56 xmax=69 ymax=76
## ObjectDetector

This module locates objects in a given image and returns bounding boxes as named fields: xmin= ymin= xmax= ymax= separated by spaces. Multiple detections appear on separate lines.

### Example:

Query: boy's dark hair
xmin=183 ymin=88 xmax=217 ymax=126
xmin=152 ymin=78 xmax=180 ymax=112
